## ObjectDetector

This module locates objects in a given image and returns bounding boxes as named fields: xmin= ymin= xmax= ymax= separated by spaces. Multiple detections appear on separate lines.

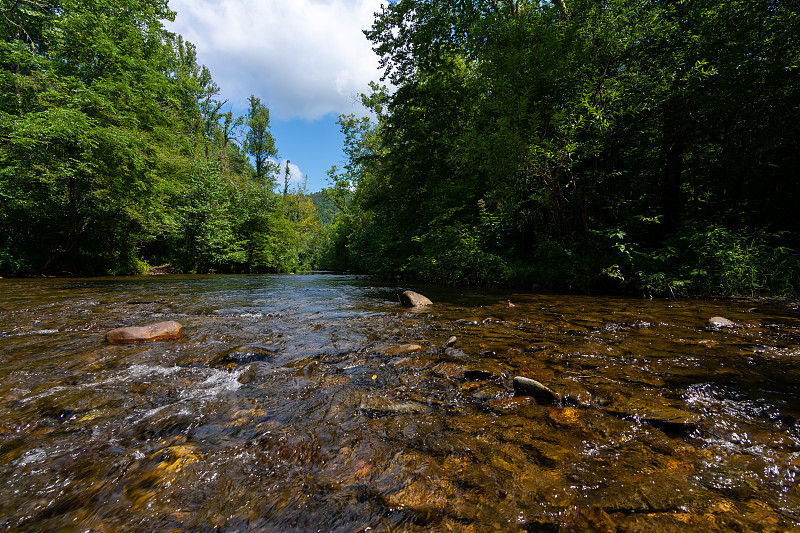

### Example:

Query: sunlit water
xmin=1 ymin=274 xmax=799 ymax=532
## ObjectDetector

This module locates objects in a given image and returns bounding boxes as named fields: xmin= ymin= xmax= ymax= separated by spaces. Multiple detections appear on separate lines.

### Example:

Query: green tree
xmin=0 ymin=0 xmax=330 ymax=277
xmin=343 ymin=0 xmax=800 ymax=293
xmin=244 ymin=94 xmax=277 ymax=180
xmin=322 ymin=87 xmax=390 ymax=273
xmin=0 ymin=0 xmax=183 ymax=274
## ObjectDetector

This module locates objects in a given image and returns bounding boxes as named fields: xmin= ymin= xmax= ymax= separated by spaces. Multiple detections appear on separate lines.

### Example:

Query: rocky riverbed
xmin=1 ymin=274 xmax=799 ymax=531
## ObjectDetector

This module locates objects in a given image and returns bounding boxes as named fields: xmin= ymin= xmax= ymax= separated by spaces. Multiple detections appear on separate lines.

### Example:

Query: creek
xmin=1 ymin=273 xmax=800 ymax=532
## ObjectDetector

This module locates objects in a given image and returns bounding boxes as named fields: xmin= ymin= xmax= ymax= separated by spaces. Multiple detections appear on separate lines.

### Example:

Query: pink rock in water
xmin=106 ymin=321 xmax=183 ymax=344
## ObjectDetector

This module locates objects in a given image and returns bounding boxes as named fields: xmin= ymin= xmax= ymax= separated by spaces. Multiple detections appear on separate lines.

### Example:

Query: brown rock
xmin=432 ymin=362 xmax=466 ymax=379
xmin=606 ymin=396 xmax=700 ymax=436
xmin=106 ymin=321 xmax=183 ymax=344
xmin=399 ymin=290 xmax=433 ymax=307
xmin=383 ymin=343 xmax=425 ymax=356
xmin=381 ymin=479 xmax=447 ymax=522
xmin=548 ymin=407 xmax=583 ymax=428
xmin=486 ymin=395 xmax=534 ymax=411
xmin=563 ymin=506 xmax=617 ymax=533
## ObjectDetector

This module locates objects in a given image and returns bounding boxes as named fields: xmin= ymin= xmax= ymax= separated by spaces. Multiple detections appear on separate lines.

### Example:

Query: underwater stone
xmin=383 ymin=343 xmax=425 ymax=356
xmin=432 ymin=362 xmax=466 ymax=379
xmin=444 ymin=347 xmax=467 ymax=357
xmin=464 ymin=369 xmax=496 ymax=381
xmin=213 ymin=344 xmax=280 ymax=366
xmin=212 ymin=308 xmax=248 ymax=316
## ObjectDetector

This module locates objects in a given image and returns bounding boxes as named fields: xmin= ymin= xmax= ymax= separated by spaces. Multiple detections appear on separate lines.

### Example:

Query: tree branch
xmin=553 ymin=0 xmax=569 ymax=17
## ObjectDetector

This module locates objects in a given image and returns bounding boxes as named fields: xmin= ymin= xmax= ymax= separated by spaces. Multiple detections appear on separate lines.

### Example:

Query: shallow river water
xmin=1 ymin=274 xmax=800 ymax=532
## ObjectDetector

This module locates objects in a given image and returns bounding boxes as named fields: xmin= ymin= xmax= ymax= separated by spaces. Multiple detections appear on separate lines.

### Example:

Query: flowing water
xmin=1 ymin=274 xmax=800 ymax=532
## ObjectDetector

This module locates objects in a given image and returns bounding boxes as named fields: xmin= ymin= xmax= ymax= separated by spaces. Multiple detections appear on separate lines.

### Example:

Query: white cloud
xmin=272 ymin=159 xmax=306 ymax=190
xmin=165 ymin=0 xmax=385 ymax=121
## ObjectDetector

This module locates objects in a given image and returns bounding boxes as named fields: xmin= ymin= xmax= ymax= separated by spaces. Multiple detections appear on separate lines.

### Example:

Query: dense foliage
xmin=0 ymin=0 xmax=324 ymax=275
xmin=326 ymin=0 xmax=800 ymax=296
xmin=4 ymin=0 xmax=799 ymax=295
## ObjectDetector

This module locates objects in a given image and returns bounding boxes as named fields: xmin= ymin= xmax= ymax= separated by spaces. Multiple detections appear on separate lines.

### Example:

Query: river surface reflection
xmin=1 ymin=274 xmax=800 ymax=532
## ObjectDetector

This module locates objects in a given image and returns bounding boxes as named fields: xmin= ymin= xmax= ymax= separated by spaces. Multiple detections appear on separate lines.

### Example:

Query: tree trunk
xmin=552 ymin=0 xmax=569 ymax=17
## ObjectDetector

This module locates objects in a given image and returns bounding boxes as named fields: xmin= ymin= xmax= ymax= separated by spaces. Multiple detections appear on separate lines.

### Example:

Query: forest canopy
xmin=0 ymin=0 xmax=324 ymax=275
xmin=324 ymin=0 xmax=800 ymax=296
xmin=2 ymin=0 xmax=799 ymax=297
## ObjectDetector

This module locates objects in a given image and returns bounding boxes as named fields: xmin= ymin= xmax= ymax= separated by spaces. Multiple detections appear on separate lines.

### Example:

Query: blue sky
xmin=164 ymin=0 xmax=387 ymax=192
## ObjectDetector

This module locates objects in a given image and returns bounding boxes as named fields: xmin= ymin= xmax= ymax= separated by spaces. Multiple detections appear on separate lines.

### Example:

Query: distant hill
xmin=309 ymin=191 xmax=338 ymax=229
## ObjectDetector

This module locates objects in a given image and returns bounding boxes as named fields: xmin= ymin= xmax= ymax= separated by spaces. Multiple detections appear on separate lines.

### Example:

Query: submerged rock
xmin=213 ymin=344 xmax=280 ymax=366
xmin=399 ymin=290 xmax=433 ymax=307
xmin=706 ymin=316 xmax=735 ymax=329
xmin=431 ymin=362 xmax=499 ymax=382
xmin=432 ymin=362 xmax=466 ymax=379
xmin=443 ymin=347 xmax=467 ymax=357
xmin=106 ymin=321 xmax=183 ymax=344
xmin=212 ymin=308 xmax=246 ymax=316
xmin=486 ymin=395 xmax=535 ymax=411
xmin=558 ymin=381 xmax=593 ymax=407
xmin=380 ymin=478 xmax=447 ymax=522
xmin=512 ymin=376 xmax=560 ymax=404
xmin=607 ymin=397 xmax=701 ymax=437
xmin=382 ymin=343 xmax=425 ymax=356
xmin=212 ymin=308 xmax=263 ymax=317
xmin=463 ymin=369 xmax=496 ymax=381
xmin=360 ymin=401 xmax=428 ymax=419
xmin=561 ymin=506 xmax=616 ymax=532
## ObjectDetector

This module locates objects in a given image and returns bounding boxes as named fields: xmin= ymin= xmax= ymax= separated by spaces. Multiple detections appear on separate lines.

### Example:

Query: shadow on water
xmin=1 ymin=274 xmax=800 ymax=531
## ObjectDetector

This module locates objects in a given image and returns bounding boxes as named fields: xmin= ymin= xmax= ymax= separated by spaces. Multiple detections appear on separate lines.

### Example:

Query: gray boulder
xmin=706 ymin=316 xmax=735 ymax=329
xmin=512 ymin=376 xmax=560 ymax=404
xmin=399 ymin=290 xmax=433 ymax=307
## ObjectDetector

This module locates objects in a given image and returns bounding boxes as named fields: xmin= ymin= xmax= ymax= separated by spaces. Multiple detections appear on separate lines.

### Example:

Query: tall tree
xmin=0 ymin=0 xmax=328 ymax=277
xmin=334 ymin=0 xmax=800 ymax=294
xmin=0 ymin=0 xmax=182 ymax=273
xmin=283 ymin=160 xmax=290 ymax=196
xmin=244 ymin=95 xmax=277 ymax=181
